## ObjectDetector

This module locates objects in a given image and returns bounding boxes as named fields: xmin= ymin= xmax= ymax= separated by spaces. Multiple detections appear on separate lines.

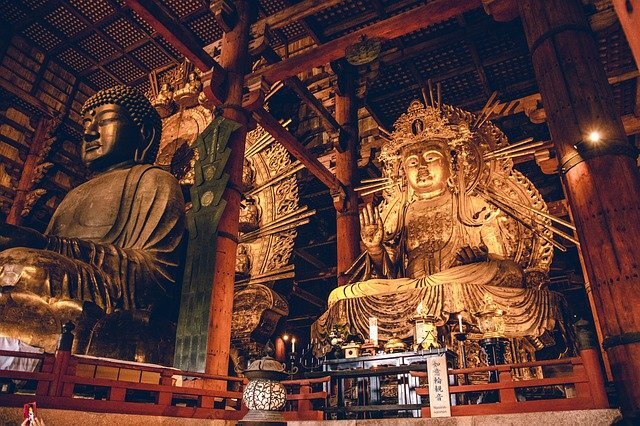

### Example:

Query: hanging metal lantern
xmin=240 ymin=355 xmax=295 ymax=425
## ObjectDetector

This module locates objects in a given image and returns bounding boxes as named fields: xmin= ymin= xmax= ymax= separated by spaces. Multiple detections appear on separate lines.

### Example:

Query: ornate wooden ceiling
xmin=1 ymin=0 xmax=638 ymax=325
xmin=1 ymin=0 xmax=636 ymax=129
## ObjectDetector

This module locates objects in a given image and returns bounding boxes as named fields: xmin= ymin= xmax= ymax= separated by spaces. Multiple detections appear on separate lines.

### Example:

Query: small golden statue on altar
xmin=313 ymin=96 xmax=568 ymax=354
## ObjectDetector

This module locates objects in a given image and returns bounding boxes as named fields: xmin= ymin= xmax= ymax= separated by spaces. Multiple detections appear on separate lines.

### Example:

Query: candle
xmin=369 ymin=317 xmax=379 ymax=346
xmin=291 ymin=337 xmax=296 ymax=353
xmin=458 ymin=314 xmax=464 ymax=333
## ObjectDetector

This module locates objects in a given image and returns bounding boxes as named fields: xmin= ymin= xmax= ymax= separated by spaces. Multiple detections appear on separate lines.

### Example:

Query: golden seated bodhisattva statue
xmin=0 ymin=86 xmax=185 ymax=360
xmin=313 ymin=100 xmax=564 ymax=348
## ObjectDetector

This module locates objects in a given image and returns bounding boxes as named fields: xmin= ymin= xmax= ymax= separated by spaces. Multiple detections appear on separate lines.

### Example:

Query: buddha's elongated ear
xmin=135 ymin=122 xmax=159 ymax=163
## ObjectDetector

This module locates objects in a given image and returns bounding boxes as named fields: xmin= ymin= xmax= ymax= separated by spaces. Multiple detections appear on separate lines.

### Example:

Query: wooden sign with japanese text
xmin=427 ymin=354 xmax=451 ymax=417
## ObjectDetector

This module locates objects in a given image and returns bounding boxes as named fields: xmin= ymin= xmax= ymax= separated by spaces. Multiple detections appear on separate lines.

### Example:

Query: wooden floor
xmin=286 ymin=409 xmax=622 ymax=425
xmin=0 ymin=408 xmax=622 ymax=426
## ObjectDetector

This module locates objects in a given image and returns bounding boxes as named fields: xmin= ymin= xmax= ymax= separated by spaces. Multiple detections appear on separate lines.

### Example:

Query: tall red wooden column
xmin=332 ymin=61 xmax=361 ymax=286
xmin=519 ymin=0 xmax=640 ymax=420
xmin=206 ymin=0 xmax=254 ymax=378
xmin=6 ymin=116 xmax=54 ymax=225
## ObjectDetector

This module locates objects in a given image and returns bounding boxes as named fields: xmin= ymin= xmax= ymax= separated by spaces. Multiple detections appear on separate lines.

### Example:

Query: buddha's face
xmin=402 ymin=145 xmax=450 ymax=198
xmin=82 ymin=103 xmax=144 ymax=170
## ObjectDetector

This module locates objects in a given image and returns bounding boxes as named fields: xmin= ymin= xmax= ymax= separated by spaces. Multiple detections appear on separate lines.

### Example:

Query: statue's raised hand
xmin=360 ymin=203 xmax=383 ymax=252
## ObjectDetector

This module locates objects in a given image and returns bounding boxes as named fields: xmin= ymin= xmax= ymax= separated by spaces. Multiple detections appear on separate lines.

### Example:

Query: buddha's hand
xmin=452 ymin=244 xmax=489 ymax=266
xmin=0 ymin=222 xmax=47 ymax=251
xmin=360 ymin=203 xmax=383 ymax=253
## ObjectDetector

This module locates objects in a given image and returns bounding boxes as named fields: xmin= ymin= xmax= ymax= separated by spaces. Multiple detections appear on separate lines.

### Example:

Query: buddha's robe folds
xmin=312 ymin=261 xmax=564 ymax=345
xmin=0 ymin=165 xmax=185 ymax=312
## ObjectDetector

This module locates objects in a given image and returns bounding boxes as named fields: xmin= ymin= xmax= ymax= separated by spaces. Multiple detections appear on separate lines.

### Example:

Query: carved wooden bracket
xmin=242 ymin=75 xmax=269 ymax=113
xmin=200 ymin=65 xmax=228 ymax=108
xmin=482 ymin=0 xmax=518 ymax=22
xmin=21 ymin=188 xmax=47 ymax=217
xmin=249 ymin=20 xmax=273 ymax=57
xmin=211 ymin=0 xmax=237 ymax=33
xmin=534 ymin=149 xmax=559 ymax=175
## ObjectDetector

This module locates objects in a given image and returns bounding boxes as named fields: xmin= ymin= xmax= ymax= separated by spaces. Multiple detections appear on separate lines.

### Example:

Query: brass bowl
xmin=383 ymin=336 xmax=407 ymax=353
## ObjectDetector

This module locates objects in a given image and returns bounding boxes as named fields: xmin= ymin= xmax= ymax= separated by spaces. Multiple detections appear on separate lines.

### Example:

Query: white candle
xmin=291 ymin=337 xmax=296 ymax=353
xmin=369 ymin=317 xmax=379 ymax=346
xmin=458 ymin=314 xmax=464 ymax=333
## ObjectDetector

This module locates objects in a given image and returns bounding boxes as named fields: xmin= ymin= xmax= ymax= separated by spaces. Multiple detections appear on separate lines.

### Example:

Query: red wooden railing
xmin=410 ymin=348 xmax=609 ymax=417
xmin=0 ymin=346 xmax=607 ymax=420
xmin=282 ymin=376 xmax=330 ymax=421
xmin=0 ymin=349 xmax=327 ymax=420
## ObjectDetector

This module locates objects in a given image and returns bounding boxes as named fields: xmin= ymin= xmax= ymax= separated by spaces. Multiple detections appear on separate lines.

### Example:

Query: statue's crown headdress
xmin=383 ymin=100 xmax=472 ymax=156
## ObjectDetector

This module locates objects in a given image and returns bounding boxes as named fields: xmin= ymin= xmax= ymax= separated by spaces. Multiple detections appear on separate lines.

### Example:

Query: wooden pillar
xmin=519 ymin=0 xmax=640 ymax=420
xmin=332 ymin=60 xmax=361 ymax=285
xmin=612 ymin=0 xmax=640 ymax=70
xmin=275 ymin=337 xmax=286 ymax=363
xmin=6 ymin=115 xmax=51 ymax=225
xmin=205 ymin=0 xmax=254 ymax=378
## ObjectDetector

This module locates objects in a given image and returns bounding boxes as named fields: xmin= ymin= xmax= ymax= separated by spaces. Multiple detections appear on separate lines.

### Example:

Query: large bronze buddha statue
xmin=0 ymin=86 xmax=185 ymax=359
xmin=313 ymin=100 xmax=564 ymax=349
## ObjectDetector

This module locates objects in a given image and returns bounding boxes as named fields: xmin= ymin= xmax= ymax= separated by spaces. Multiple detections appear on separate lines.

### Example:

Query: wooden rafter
xmin=252 ymin=107 xmax=342 ymax=191
xmin=483 ymin=70 xmax=640 ymax=135
xmin=294 ymin=248 xmax=328 ymax=269
xmin=246 ymin=0 xmax=481 ymax=86
xmin=126 ymin=0 xmax=224 ymax=74
xmin=262 ymin=46 xmax=343 ymax=135
xmin=291 ymin=284 xmax=326 ymax=308
xmin=129 ymin=0 xmax=341 ymax=190
xmin=260 ymin=0 xmax=345 ymax=32
xmin=40 ymin=6 xmax=127 ymax=87
xmin=11 ymin=0 xmax=63 ymax=33
xmin=457 ymin=14 xmax=492 ymax=98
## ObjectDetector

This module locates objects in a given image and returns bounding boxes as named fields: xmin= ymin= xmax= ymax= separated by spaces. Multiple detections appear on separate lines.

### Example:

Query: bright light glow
xmin=588 ymin=131 xmax=601 ymax=143
xmin=282 ymin=333 xmax=289 ymax=341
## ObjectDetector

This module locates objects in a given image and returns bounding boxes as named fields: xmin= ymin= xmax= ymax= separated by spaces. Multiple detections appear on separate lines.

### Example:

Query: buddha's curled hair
xmin=81 ymin=85 xmax=162 ymax=163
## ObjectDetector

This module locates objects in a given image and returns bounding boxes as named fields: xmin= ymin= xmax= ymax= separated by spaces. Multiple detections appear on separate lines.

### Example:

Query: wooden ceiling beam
xmin=252 ymin=107 xmax=342 ymax=191
xmin=37 ymin=10 xmax=124 ymax=88
xmin=48 ymin=5 xmax=127 ymax=57
xmin=80 ymin=37 xmax=151 ymax=77
xmin=294 ymin=248 xmax=328 ymax=269
xmin=370 ymin=64 xmax=478 ymax=103
xmin=294 ymin=266 xmax=337 ymax=284
xmin=126 ymin=0 xmax=224 ymax=74
xmin=260 ymin=0 xmax=345 ymax=31
xmin=485 ymin=71 xmax=639 ymax=127
xmin=130 ymin=0 xmax=340 ymax=182
xmin=457 ymin=14 xmax=492 ymax=98
xmin=11 ymin=1 xmax=63 ymax=33
xmin=291 ymin=284 xmax=326 ymax=309
xmin=0 ymin=79 xmax=57 ymax=118
xmin=246 ymin=0 xmax=482 ymax=86
xmin=321 ymin=11 xmax=379 ymax=38
xmin=126 ymin=0 xmax=227 ymax=102
xmin=262 ymin=46 xmax=343 ymax=135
